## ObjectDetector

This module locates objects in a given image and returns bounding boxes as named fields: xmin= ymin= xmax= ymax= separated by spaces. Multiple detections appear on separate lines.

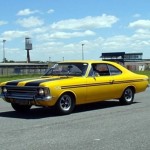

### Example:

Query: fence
xmin=0 ymin=63 xmax=49 ymax=76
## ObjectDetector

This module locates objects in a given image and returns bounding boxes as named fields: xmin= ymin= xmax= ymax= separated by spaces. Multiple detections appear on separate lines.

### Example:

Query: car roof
xmin=58 ymin=60 xmax=118 ymax=65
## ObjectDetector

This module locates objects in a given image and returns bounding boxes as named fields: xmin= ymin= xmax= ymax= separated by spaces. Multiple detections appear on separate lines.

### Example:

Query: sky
xmin=0 ymin=0 xmax=150 ymax=62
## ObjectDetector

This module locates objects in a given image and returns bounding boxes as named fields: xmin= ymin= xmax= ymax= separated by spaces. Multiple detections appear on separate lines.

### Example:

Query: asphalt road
xmin=0 ymin=88 xmax=150 ymax=150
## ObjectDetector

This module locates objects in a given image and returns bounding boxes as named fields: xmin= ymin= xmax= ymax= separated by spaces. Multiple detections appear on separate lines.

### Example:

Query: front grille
xmin=4 ymin=86 xmax=38 ymax=100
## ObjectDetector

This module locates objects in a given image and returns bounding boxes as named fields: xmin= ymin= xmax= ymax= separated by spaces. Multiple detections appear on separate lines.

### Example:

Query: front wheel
xmin=56 ymin=93 xmax=75 ymax=115
xmin=11 ymin=103 xmax=32 ymax=112
xmin=119 ymin=87 xmax=134 ymax=105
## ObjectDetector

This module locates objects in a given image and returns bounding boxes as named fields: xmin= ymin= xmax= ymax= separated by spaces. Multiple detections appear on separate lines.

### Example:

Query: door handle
xmin=110 ymin=80 xmax=114 ymax=84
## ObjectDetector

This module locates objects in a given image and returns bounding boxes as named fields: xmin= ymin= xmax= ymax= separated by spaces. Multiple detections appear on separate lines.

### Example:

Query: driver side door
xmin=86 ymin=63 xmax=119 ymax=103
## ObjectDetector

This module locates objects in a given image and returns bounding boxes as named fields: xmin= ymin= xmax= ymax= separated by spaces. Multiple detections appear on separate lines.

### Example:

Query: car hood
xmin=1 ymin=76 xmax=74 ymax=87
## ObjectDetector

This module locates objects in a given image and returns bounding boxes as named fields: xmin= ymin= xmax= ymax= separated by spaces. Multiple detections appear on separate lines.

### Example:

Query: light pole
xmin=82 ymin=44 xmax=84 ymax=60
xmin=2 ymin=40 xmax=6 ymax=63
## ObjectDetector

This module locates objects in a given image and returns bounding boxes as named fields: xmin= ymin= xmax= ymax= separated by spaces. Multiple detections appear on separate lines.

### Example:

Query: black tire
xmin=56 ymin=93 xmax=75 ymax=115
xmin=119 ymin=87 xmax=134 ymax=105
xmin=11 ymin=103 xmax=32 ymax=112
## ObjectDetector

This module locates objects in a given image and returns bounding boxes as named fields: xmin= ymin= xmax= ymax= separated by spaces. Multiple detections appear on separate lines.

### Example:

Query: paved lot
xmin=0 ymin=88 xmax=150 ymax=150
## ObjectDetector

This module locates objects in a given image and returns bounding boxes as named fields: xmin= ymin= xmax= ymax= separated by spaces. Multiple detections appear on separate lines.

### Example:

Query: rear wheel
xmin=11 ymin=103 xmax=32 ymax=112
xmin=119 ymin=87 xmax=134 ymax=105
xmin=56 ymin=93 xmax=75 ymax=115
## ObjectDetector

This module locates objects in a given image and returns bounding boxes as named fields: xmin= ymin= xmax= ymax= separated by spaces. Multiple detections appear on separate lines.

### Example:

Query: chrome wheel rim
xmin=124 ymin=88 xmax=133 ymax=102
xmin=60 ymin=95 xmax=71 ymax=111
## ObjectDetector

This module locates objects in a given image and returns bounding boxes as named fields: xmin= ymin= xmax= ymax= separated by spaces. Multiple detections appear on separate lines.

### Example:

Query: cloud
xmin=100 ymin=33 xmax=150 ymax=53
xmin=2 ymin=30 xmax=28 ymax=41
xmin=0 ymin=20 xmax=8 ymax=26
xmin=35 ymin=30 xmax=95 ymax=41
xmin=133 ymin=13 xmax=141 ymax=18
xmin=102 ymin=35 xmax=130 ymax=50
xmin=17 ymin=8 xmax=39 ymax=16
xmin=51 ymin=14 xmax=118 ymax=30
xmin=49 ymin=30 xmax=95 ymax=39
xmin=16 ymin=16 xmax=44 ymax=28
xmin=128 ymin=19 xmax=150 ymax=29
xmin=31 ymin=27 xmax=48 ymax=34
xmin=47 ymin=9 xmax=54 ymax=14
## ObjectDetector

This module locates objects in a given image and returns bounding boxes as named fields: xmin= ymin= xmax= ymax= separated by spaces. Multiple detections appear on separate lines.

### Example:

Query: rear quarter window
xmin=108 ymin=64 xmax=122 ymax=75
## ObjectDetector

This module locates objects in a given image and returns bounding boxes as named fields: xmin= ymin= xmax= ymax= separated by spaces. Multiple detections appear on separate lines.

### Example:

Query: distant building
xmin=100 ymin=52 xmax=150 ymax=71
xmin=100 ymin=52 xmax=143 ymax=64
xmin=124 ymin=53 xmax=143 ymax=62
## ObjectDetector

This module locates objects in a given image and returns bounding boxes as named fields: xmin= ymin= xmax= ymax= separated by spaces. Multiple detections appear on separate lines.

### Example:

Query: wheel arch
xmin=122 ymin=85 xmax=136 ymax=95
xmin=127 ymin=85 xmax=136 ymax=93
xmin=58 ymin=91 xmax=76 ymax=104
xmin=55 ymin=91 xmax=77 ymax=115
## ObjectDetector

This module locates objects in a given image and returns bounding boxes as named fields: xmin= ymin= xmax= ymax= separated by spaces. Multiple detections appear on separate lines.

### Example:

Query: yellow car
xmin=0 ymin=60 xmax=149 ymax=115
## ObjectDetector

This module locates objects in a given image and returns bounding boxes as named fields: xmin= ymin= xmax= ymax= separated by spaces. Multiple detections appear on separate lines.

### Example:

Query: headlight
xmin=3 ymin=87 xmax=7 ymax=93
xmin=38 ymin=88 xmax=45 ymax=96
xmin=44 ymin=87 xmax=50 ymax=96
xmin=37 ymin=87 xmax=50 ymax=96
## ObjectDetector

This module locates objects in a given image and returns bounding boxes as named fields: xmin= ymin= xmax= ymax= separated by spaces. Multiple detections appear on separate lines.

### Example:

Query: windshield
xmin=44 ymin=63 xmax=88 ymax=76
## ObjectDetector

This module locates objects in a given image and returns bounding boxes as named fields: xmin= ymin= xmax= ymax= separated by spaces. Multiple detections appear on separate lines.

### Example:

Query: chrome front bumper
xmin=0 ymin=85 xmax=52 ymax=103
xmin=0 ymin=94 xmax=52 ymax=101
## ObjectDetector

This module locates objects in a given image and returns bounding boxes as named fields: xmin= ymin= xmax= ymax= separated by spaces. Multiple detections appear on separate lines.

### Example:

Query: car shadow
xmin=74 ymin=101 xmax=138 ymax=113
xmin=0 ymin=107 xmax=55 ymax=119
xmin=0 ymin=101 xmax=138 ymax=119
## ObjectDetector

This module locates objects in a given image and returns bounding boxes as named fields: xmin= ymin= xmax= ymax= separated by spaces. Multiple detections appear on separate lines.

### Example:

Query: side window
xmin=108 ymin=64 xmax=122 ymax=75
xmin=91 ymin=63 xmax=110 ymax=76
